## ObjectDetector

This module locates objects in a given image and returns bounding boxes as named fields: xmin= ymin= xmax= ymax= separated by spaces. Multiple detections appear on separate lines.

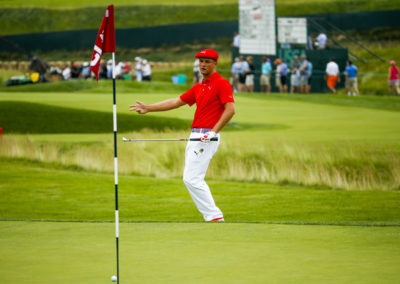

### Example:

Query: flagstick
xmin=112 ymin=52 xmax=120 ymax=284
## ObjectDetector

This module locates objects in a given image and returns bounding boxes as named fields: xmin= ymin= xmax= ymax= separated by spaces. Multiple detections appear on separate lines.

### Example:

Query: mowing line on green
xmin=1 ymin=219 xmax=399 ymax=227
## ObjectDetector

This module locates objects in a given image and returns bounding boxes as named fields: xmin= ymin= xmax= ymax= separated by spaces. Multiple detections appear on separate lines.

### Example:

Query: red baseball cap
xmin=195 ymin=49 xmax=219 ymax=62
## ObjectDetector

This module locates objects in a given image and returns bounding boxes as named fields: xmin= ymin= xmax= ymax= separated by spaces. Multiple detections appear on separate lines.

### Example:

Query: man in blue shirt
xmin=307 ymin=60 xmax=313 ymax=93
xmin=345 ymin=60 xmax=359 ymax=96
xmin=280 ymin=60 xmax=288 ymax=93
xmin=260 ymin=56 xmax=272 ymax=93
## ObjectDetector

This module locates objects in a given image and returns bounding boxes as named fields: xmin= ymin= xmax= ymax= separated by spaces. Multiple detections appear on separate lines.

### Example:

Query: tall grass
xmin=2 ymin=0 xmax=400 ymax=35
xmin=2 ymin=134 xmax=399 ymax=190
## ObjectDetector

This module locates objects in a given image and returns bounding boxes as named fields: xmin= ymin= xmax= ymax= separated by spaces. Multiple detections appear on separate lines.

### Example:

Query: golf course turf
xmin=1 ymin=89 xmax=400 ymax=283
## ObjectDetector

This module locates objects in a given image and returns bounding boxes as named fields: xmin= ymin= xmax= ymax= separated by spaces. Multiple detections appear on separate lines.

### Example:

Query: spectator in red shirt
xmin=388 ymin=60 xmax=400 ymax=95
xmin=130 ymin=49 xmax=235 ymax=222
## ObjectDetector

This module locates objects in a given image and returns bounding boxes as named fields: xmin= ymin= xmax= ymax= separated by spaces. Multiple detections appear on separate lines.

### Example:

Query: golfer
xmin=130 ymin=49 xmax=235 ymax=222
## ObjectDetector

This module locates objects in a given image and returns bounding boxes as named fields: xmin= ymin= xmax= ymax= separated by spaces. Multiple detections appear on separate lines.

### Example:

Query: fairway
xmin=1 ymin=221 xmax=399 ymax=283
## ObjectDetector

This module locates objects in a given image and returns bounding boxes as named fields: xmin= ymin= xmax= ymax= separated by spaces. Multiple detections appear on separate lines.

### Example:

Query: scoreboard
xmin=277 ymin=17 xmax=307 ymax=44
xmin=239 ymin=0 xmax=276 ymax=55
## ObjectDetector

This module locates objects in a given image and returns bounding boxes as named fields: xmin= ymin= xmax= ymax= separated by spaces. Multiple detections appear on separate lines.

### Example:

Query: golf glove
xmin=200 ymin=131 xmax=217 ymax=143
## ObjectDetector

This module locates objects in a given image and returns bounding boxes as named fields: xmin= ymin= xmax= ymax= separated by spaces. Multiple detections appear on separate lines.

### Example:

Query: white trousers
xmin=183 ymin=132 xmax=223 ymax=221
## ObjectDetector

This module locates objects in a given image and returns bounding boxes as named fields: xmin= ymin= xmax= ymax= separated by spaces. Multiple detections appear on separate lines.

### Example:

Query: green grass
xmin=0 ymin=78 xmax=190 ymax=93
xmin=1 ymin=91 xmax=400 ymax=190
xmin=2 ymin=159 xmax=400 ymax=223
xmin=0 ymin=101 xmax=191 ymax=133
xmin=1 ymin=58 xmax=400 ymax=282
xmin=1 ymin=0 xmax=400 ymax=35
xmin=1 ymin=159 xmax=400 ymax=282
xmin=1 ymin=221 xmax=399 ymax=283
xmin=0 ymin=0 xmax=238 ymax=8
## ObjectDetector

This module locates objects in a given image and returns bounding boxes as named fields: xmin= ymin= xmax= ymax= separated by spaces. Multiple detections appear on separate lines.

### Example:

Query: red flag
xmin=90 ymin=5 xmax=116 ymax=80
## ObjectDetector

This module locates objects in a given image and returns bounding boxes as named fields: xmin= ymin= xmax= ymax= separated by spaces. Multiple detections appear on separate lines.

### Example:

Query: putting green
xmin=1 ymin=221 xmax=399 ymax=283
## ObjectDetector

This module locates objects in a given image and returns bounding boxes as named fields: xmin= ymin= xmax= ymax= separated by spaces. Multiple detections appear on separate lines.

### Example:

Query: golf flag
xmin=90 ymin=5 xmax=116 ymax=80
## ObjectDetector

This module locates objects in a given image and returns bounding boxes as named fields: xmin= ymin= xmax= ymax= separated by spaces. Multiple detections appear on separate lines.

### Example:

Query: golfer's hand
xmin=129 ymin=101 xmax=148 ymax=114
xmin=200 ymin=131 xmax=217 ymax=143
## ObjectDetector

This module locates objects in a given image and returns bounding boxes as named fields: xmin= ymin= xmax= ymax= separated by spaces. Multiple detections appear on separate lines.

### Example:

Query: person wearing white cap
xmin=114 ymin=62 xmax=124 ymax=79
xmin=80 ymin=62 xmax=91 ymax=79
xmin=141 ymin=59 xmax=151 ymax=81
xmin=135 ymin=56 xmax=143 ymax=82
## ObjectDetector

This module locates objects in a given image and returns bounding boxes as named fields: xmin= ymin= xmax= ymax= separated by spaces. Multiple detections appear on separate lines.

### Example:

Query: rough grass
xmin=1 ymin=0 xmax=400 ymax=35
xmin=1 ymin=90 xmax=400 ymax=191
xmin=2 ymin=135 xmax=399 ymax=191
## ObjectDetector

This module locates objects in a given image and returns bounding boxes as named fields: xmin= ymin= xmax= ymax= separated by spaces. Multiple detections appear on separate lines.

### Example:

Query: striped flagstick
xmin=90 ymin=6 xmax=119 ymax=282
xmin=112 ymin=52 xmax=120 ymax=283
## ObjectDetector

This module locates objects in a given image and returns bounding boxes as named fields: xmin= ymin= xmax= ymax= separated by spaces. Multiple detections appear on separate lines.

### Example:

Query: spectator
xmin=388 ymin=60 xmax=400 ymax=95
xmin=245 ymin=56 xmax=255 ymax=92
xmin=316 ymin=32 xmax=328 ymax=49
xmin=280 ymin=59 xmax=288 ymax=93
xmin=106 ymin=60 xmax=113 ymax=79
xmin=307 ymin=60 xmax=313 ymax=93
xmin=260 ymin=56 xmax=272 ymax=93
xmin=122 ymin=61 xmax=131 ymax=79
xmin=71 ymin=62 xmax=81 ymax=79
xmin=232 ymin=32 xmax=240 ymax=48
xmin=307 ymin=35 xmax=314 ymax=50
xmin=99 ymin=60 xmax=108 ymax=79
xmin=275 ymin=58 xmax=287 ymax=93
xmin=134 ymin=57 xmax=143 ymax=82
xmin=142 ymin=59 xmax=152 ymax=81
xmin=114 ymin=62 xmax=124 ymax=79
xmin=274 ymin=58 xmax=282 ymax=92
xmin=80 ymin=62 xmax=91 ymax=79
xmin=238 ymin=56 xmax=249 ymax=92
xmin=290 ymin=55 xmax=300 ymax=94
xmin=299 ymin=55 xmax=310 ymax=93
xmin=230 ymin=57 xmax=241 ymax=93
xmin=193 ymin=58 xmax=201 ymax=85
xmin=344 ymin=60 xmax=359 ymax=96
xmin=325 ymin=57 xmax=340 ymax=93
xmin=62 ymin=64 xmax=71 ymax=80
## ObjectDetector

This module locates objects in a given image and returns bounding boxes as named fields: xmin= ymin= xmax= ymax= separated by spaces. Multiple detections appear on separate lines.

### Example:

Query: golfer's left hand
xmin=130 ymin=100 xmax=148 ymax=114
xmin=200 ymin=131 xmax=217 ymax=143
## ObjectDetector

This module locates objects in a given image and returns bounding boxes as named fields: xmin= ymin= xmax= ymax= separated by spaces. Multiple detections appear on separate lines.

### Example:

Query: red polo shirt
xmin=180 ymin=72 xmax=234 ymax=129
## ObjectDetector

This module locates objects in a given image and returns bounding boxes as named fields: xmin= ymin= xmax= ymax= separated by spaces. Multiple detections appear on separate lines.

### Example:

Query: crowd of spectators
xmin=230 ymin=54 xmax=313 ymax=94
xmin=59 ymin=57 xmax=152 ymax=81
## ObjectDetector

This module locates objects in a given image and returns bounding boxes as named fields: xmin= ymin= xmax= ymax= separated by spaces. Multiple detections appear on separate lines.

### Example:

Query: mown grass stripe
xmin=0 ymin=101 xmax=190 ymax=133
xmin=1 ymin=219 xmax=399 ymax=227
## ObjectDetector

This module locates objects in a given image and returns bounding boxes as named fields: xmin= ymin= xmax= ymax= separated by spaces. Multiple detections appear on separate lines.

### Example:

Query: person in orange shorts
xmin=325 ymin=57 xmax=340 ymax=93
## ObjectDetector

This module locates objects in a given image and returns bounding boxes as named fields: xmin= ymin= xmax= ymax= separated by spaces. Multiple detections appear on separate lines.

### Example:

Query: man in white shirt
xmin=232 ymin=32 xmax=240 ymax=48
xmin=135 ymin=57 xmax=143 ymax=82
xmin=62 ymin=64 xmax=71 ymax=80
xmin=316 ymin=32 xmax=327 ymax=49
xmin=325 ymin=57 xmax=340 ymax=93
xmin=141 ymin=59 xmax=151 ymax=81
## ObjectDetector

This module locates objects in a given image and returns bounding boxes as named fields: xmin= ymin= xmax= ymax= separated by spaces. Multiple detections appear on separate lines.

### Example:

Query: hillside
xmin=1 ymin=0 xmax=400 ymax=35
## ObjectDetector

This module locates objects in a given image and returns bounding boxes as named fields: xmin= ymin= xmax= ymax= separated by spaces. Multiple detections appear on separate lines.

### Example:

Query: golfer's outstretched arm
xmin=212 ymin=102 xmax=235 ymax=133
xmin=130 ymin=98 xmax=186 ymax=114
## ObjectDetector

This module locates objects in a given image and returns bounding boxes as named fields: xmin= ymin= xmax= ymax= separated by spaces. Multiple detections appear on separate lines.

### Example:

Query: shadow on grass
xmin=0 ymin=101 xmax=281 ymax=134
